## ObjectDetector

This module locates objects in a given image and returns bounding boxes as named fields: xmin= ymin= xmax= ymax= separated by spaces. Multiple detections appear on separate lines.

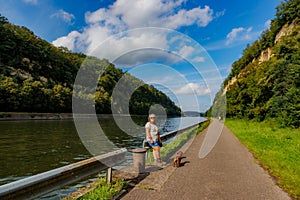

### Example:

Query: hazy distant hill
xmin=183 ymin=111 xmax=204 ymax=117
xmin=208 ymin=0 xmax=300 ymax=127
xmin=0 ymin=15 xmax=181 ymax=116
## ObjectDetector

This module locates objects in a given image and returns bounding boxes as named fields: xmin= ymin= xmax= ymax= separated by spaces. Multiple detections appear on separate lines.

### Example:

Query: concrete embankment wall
xmin=0 ymin=113 xmax=145 ymax=121
xmin=0 ymin=113 xmax=74 ymax=120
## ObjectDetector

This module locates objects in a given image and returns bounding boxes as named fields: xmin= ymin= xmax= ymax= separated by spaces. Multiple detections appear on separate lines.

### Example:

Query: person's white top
xmin=145 ymin=122 xmax=159 ymax=142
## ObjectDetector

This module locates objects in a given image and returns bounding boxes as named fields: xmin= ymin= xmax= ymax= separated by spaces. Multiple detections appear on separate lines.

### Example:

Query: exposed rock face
xmin=275 ymin=21 xmax=297 ymax=43
xmin=224 ymin=21 xmax=298 ymax=94
xmin=258 ymin=47 xmax=272 ymax=64
xmin=223 ymin=76 xmax=236 ymax=95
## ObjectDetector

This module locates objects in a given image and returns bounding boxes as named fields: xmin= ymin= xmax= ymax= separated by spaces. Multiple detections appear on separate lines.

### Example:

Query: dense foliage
xmin=209 ymin=0 xmax=300 ymax=128
xmin=0 ymin=15 xmax=181 ymax=116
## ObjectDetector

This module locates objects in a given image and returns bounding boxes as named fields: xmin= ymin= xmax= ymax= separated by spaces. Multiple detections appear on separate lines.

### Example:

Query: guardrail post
xmin=106 ymin=167 xmax=112 ymax=184
xmin=132 ymin=148 xmax=147 ymax=173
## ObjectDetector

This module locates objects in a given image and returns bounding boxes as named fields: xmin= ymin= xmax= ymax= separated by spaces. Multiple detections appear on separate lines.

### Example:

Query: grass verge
xmin=225 ymin=118 xmax=300 ymax=199
xmin=68 ymin=177 xmax=127 ymax=200
xmin=147 ymin=119 xmax=210 ymax=163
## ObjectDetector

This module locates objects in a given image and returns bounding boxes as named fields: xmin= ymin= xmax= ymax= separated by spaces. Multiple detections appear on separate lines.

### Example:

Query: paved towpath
xmin=121 ymin=120 xmax=291 ymax=200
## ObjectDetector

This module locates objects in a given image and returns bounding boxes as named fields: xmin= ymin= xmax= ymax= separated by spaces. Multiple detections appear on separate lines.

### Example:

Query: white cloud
xmin=264 ymin=19 xmax=271 ymax=28
xmin=205 ymin=27 xmax=260 ymax=51
xmin=114 ymin=49 xmax=180 ymax=67
xmin=93 ymin=0 xmax=213 ymax=29
xmin=23 ymin=0 xmax=38 ymax=4
xmin=226 ymin=27 xmax=244 ymax=44
xmin=225 ymin=27 xmax=253 ymax=45
xmin=52 ymin=0 xmax=216 ymax=65
xmin=175 ymin=83 xmax=211 ymax=96
xmin=52 ymin=31 xmax=80 ymax=50
xmin=192 ymin=56 xmax=205 ymax=62
xmin=148 ymin=76 xmax=175 ymax=84
xmin=165 ymin=6 xmax=213 ymax=29
xmin=179 ymin=45 xmax=194 ymax=58
xmin=87 ymin=30 xmax=169 ymax=63
xmin=51 ymin=9 xmax=75 ymax=25
xmin=215 ymin=9 xmax=226 ymax=18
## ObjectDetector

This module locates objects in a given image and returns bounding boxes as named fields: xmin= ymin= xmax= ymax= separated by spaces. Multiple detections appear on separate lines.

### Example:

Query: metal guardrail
xmin=0 ymin=148 xmax=127 ymax=200
xmin=143 ymin=120 xmax=207 ymax=148
xmin=161 ymin=120 xmax=207 ymax=141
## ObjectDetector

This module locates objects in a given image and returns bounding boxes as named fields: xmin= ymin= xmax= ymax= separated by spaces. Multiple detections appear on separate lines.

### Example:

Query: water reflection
xmin=0 ymin=120 xmax=90 ymax=185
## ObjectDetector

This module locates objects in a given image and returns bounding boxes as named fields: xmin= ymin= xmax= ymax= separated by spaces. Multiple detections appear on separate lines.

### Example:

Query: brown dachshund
xmin=173 ymin=151 xmax=183 ymax=167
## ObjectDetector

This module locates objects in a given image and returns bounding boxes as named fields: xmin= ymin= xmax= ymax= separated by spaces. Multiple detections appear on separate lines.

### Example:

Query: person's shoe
xmin=154 ymin=158 xmax=160 ymax=165
xmin=155 ymin=158 xmax=166 ymax=167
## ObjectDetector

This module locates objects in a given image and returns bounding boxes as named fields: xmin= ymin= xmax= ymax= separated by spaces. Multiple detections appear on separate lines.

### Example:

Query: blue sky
xmin=0 ymin=0 xmax=281 ymax=112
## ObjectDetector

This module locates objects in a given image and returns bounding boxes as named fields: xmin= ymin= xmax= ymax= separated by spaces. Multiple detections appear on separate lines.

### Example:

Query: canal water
xmin=0 ymin=116 xmax=205 ymax=198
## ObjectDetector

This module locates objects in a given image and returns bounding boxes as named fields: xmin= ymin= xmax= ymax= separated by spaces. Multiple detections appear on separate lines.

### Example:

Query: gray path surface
xmin=121 ymin=120 xmax=291 ymax=200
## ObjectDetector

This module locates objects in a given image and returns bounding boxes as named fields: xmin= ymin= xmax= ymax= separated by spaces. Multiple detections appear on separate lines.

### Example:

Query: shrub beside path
xmin=121 ymin=120 xmax=291 ymax=200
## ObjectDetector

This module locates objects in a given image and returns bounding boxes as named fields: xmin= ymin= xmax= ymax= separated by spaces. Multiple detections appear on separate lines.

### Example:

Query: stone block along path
xmin=121 ymin=120 xmax=291 ymax=200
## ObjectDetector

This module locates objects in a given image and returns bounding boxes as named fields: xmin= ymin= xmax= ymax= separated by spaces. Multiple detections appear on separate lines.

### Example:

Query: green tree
xmin=0 ymin=76 xmax=19 ymax=111
xmin=52 ymin=84 xmax=72 ymax=112
xmin=20 ymin=79 xmax=46 ymax=112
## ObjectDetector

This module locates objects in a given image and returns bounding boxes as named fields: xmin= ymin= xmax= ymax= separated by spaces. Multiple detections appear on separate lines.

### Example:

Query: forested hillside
xmin=209 ymin=0 xmax=300 ymax=127
xmin=0 ymin=15 xmax=181 ymax=116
